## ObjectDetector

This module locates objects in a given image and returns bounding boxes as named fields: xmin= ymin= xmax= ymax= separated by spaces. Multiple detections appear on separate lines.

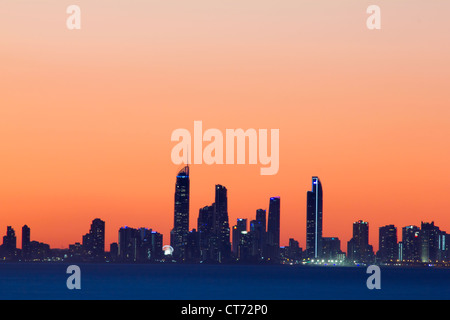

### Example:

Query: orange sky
xmin=1 ymin=1 xmax=449 ymax=252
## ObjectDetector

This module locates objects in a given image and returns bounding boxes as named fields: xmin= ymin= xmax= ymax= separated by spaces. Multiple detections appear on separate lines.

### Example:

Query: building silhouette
xmin=186 ymin=229 xmax=201 ymax=262
xmin=68 ymin=242 xmax=83 ymax=260
xmin=420 ymin=221 xmax=440 ymax=263
xmin=213 ymin=184 xmax=231 ymax=263
xmin=28 ymin=241 xmax=50 ymax=261
xmin=378 ymin=225 xmax=398 ymax=263
xmin=439 ymin=231 xmax=449 ymax=262
xmin=1 ymin=226 xmax=17 ymax=260
xmin=138 ymin=227 xmax=163 ymax=262
xmin=118 ymin=226 xmax=163 ymax=262
xmin=109 ymin=242 xmax=118 ymax=261
xmin=284 ymin=238 xmax=302 ymax=263
xmin=232 ymin=219 xmax=247 ymax=255
xmin=82 ymin=218 xmax=105 ymax=261
xmin=118 ymin=226 xmax=138 ymax=262
xmin=90 ymin=218 xmax=105 ymax=259
xmin=322 ymin=237 xmax=343 ymax=261
xmin=237 ymin=230 xmax=255 ymax=262
xmin=267 ymin=197 xmax=280 ymax=263
xmin=197 ymin=204 xmax=215 ymax=262
xmin=254 ymin=209 xmax=267 ymax=260
xmin=306 ymin=177 xmax=323 ymax=259
xmin=402 ymin=225 xmax=421 ymax=262
xmin=171 ymin=166 xmax=190 ymax=261
xmin=347 ymin=220 xmax=375 ymax=264
xmin=22 ymin=225 xmax=31 ymax=261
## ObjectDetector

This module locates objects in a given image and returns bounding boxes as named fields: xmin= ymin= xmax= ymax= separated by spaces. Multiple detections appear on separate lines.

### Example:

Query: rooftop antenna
xmin=187 ymin=144 xmax=190 ymax=168
xmin=185 ymin=143 xmax=190 ymax=176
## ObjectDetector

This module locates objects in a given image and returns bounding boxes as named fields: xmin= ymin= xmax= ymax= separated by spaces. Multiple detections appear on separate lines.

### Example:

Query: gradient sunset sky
xmin=1 ymin=1 xmax=449 ymax=252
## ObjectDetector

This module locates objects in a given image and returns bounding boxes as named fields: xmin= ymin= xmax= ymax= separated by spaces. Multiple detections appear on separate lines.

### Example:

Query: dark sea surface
xmin=0 ymin=263 xmax=448 ymax=300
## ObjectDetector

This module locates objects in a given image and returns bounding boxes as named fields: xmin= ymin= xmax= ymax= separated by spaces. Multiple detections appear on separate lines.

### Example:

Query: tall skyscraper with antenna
xmin=171 ymin=165 xmax=190 ymax=261
xmin=306 ymin=176 xmax=323 ymax=259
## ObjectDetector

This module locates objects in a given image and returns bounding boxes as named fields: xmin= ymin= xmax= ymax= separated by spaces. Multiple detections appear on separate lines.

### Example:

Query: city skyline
xmin=1 ymin=169 xmax=449 ymax=265
xmin=1 ymin=169 xmax=449 ymax=255
xmin=2 ymin=162 xmax=449 ymax=255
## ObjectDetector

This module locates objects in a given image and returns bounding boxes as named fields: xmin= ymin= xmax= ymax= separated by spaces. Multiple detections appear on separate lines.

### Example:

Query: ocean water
xmin=0 ymin=263 xmax=448 ymax=300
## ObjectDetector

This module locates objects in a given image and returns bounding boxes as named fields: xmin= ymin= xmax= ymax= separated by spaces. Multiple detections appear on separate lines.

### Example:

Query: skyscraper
xmin=438 ymin=231 xmax=449 ymax=262
xmin=378 ymin=225 xmax=398 ymax=263
xmin=402 ymin=225 xmax=421 ymax=262
xmin=420 ymin=221 xmax=440 ymax=263
xmin=267 ymin=196 xmax=280 ymax=263
xmin=256 ymin=209 xmax=266 ymax=233
xmin=150 ymin=230 xmax=163 ymax=261
xmin=306 ymin=176 xmax=323 ymax=259
xmin=90 ymin=218 xmax=105 ymax=260
xmin=171 ymin=165 xmax=190 ymax=261
xmin=22 ymin=225 xmax=31 ymax=261
xmin=237 ymin=230 xmax=254 ymax=262
xmin=80 ymin=218 xmax=105 ymax=261
xmin=109 ymin=242 xmax=118 ymax=262
xmin=197 ymin=204 xmax=215 ymax=261
xmin=118 ymin=226 xmax=138 ymax=262
xmin=1 ymin=226 xmax=17 ymax=260
xmin=186 ymin=229 xmax=201 ymax=263
xmin=137 ymin=228 xmax=153 ymax=261
xmin=322 ymin=237 xmax=342 ymax=261
xmin=254 ymin=209 xmax=267 ymax=260
xmin=232 ymin=219 xmax=247 ymax=255
xmin=82 ymin=232 xmax=93 ymax=257
xmin=286 ymin=238 xmax=302 ymax=262
xmin=347 ymin=220 xmax=374 ymax=264
xmin=214 ymin=184 xmax=231 ymax=262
